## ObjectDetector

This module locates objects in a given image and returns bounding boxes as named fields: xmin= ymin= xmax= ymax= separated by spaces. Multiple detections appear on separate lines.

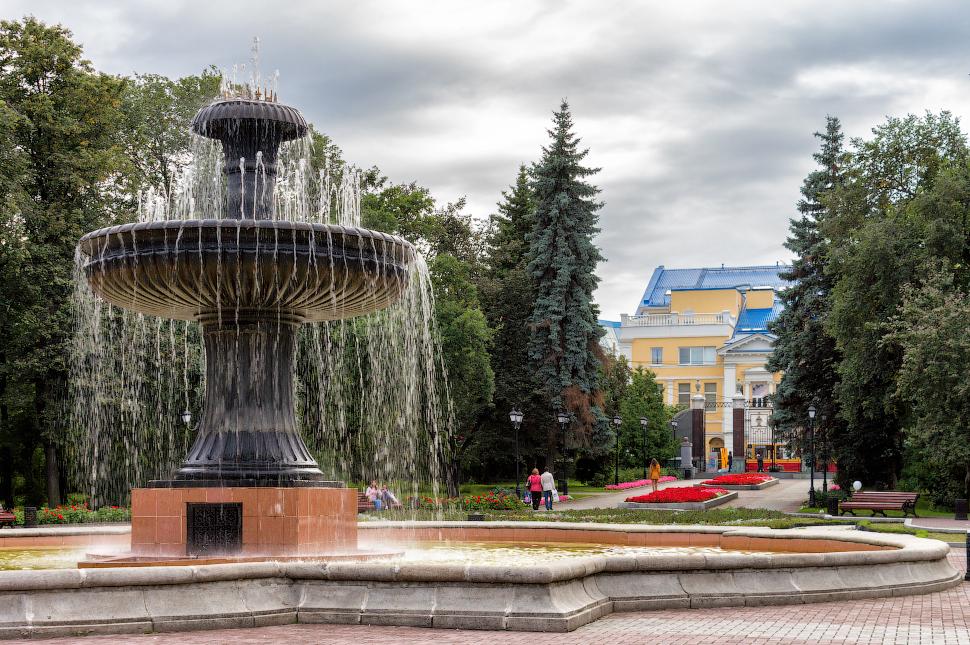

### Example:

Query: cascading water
xmin=66 ymin=81 xmax=450 ymax=510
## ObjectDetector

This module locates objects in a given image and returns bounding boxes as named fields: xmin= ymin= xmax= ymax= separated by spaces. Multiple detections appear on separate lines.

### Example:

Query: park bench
xmin=838 ymin=491 xmax=919 ymax=517
xmin=357 ymin=492 xmax=374 ymax=513
xmin=0 ymin=510 xmax=15 ymax=528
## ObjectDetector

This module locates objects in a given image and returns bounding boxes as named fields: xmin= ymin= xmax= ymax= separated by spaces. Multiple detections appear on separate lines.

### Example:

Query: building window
xmin=678 ymin=346 xmax=716 ymax=365
xmin=650 ymin=347 xmax=662 ymax=364
xmin=678 ymin=383 xmax=691 ymax=406
xmin=704 ymin=382 xmax=717 ymax=405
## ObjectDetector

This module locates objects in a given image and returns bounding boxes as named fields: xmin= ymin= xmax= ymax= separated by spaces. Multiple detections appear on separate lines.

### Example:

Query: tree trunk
xmin=0 ymin=447 xmax=12 ymax=508
xmin=445 ymin=457 xmax=460 ymax=498
xmin=45 ymin=441 xmax=61 ymax=507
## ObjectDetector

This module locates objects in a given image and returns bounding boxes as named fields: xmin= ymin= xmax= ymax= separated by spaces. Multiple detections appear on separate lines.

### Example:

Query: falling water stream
xmin=66 ymin=116 xmax=451 ymax=508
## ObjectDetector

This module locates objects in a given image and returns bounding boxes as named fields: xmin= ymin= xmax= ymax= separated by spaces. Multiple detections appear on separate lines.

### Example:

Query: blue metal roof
xmin=598 ymin=319 xmax=621 ymax=329
xmin=638 ymin=264 xmax=790 ymax=309
xmin=734 ymin=305 xmax=780 ymax=334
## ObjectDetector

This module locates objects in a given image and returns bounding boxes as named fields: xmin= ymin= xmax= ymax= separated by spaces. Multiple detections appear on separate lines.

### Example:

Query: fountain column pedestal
xmin=130 ymin=487 xmax=357 ymax=557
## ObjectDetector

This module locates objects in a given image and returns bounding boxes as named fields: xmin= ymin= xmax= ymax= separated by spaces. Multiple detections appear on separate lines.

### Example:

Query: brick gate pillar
xmin=691 ymin=394 xmax=706 ymax=471
xmin=732 ymin=394 xmax=746 ymax=472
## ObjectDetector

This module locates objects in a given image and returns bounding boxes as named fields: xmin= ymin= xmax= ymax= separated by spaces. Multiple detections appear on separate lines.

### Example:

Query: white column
xmin=666 ymin=380 xmax=674 ymax=405
xmin=723 ymin=363 xmax=737 ymax=398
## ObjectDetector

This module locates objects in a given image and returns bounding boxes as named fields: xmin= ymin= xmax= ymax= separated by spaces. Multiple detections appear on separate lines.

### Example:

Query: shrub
xmin=11 ymin=503 xmax=130 ymax=525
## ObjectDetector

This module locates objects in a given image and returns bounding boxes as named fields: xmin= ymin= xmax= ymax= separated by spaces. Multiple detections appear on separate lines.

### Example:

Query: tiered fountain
xmin=78 ymin=93 xmax=415 ymax=559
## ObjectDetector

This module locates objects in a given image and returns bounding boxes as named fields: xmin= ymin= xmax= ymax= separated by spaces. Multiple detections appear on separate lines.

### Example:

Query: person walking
xmin=648 ymin=458 xmax=662 ymax=493
xmin=527 ymin=468 xmax=543 ymax=510
xmin=540 ymin=467 xmax=555 ymax=510
xmin=727 ymin=451 xmax=734 ymax=471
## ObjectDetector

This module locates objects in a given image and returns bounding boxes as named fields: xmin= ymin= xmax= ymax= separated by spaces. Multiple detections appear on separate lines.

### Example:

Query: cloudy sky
xmin=9 ymin=1 xmax=970 ymax=318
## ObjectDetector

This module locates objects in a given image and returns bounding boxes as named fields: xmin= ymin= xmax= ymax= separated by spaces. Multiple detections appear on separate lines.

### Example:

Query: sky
xmin=7 ymin=1 xmax=970 ymax=318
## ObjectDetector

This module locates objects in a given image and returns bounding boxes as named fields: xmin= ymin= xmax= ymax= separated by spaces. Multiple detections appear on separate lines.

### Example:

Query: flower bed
xmin=605 ymin=476 xmax=677 ymax=490
xmin=10 ymin=503 xmax=130 ymax=525
xmin=625 ymin=487 xmax=729 ymax=504
xmin=414 ymin=493 xmax=527 ymax=511
xmin=702 ymin=473 xmax=774 ymax=486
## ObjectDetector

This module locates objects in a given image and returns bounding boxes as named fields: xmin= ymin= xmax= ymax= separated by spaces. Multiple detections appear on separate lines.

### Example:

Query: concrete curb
xmin=0 ymin=523 xmax=958 ymax=636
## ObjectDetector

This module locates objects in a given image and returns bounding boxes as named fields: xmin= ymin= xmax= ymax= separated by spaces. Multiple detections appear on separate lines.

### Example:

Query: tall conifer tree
xmin=768 ymin=117 xmax=844 ymax=465
xmin=525 ymin=101 xmax=605 ymax=435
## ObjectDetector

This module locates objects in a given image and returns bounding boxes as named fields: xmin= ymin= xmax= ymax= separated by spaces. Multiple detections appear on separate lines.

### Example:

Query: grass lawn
xmin=361 ymin=507 xmax=958 ymax=544
xmin=856 ymin=520 xmax=961 ymax=544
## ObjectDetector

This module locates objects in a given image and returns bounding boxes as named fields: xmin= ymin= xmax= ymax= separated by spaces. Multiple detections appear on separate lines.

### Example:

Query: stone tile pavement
xmin=18 ymin=553 xmax=970 ymax=645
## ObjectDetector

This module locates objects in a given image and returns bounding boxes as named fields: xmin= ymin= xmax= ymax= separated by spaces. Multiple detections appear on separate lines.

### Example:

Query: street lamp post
xmin=556 ymin=411 xmax=569 ymax=496
xmin=808 ymin=405 xmax=817 ymax=508
xmin=612 ymin=415 xmax=623 ymax=486
xmin=820 ymin=414 xmax=828 ymax=494
xmin=509 ymin=409 xmax=524 ymax=499
xmin=639 ymin=417 xmax=648 ymax=480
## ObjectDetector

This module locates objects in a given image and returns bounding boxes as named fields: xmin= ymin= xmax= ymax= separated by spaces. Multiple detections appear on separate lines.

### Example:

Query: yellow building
xmin=613 ymin=264 xmax=789 ymax=462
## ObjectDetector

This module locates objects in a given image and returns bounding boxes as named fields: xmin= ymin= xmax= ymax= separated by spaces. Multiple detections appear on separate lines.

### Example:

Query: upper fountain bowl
xmin=191 ymin=98 xmax=308 ymax=142
xmin=78 ymin=219 xmax=416 ymax=322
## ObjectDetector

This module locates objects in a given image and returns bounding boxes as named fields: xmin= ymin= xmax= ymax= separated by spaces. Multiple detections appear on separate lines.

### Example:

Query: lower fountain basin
xmin=78 ymin=219 xmax=415 ymax=322
xmin=0 ymin=522 xmax=959 ymax=637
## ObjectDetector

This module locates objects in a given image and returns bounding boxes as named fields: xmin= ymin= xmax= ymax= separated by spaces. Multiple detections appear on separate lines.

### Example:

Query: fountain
xmin=0 ymin=69 xmax=952 ymax=638
xmin=77 ymin=92 xmax=415 ymax=558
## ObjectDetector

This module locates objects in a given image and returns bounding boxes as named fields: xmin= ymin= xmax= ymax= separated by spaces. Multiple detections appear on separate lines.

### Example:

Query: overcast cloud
xmin=8 ymin=1 xmax=970 ymax=318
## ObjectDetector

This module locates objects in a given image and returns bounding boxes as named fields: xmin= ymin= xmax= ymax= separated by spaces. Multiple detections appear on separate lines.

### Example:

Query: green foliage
xmin=525 ymin=101 xmax=605 ymax=436
xmin=888 ymin=264 xmax=970 ymax=503
xmin=768 ymin=116 xmax=844 ymax=461
xmin=616 ymin=368 xmax=676 ymax=467
xmin=118 ymin=69 xmax=220 ymax=197
xmin=822 ymin=112 xmax=970 ymax=490
xmin=12 ymin=503 xmax=130 ymax=525
xmin=0 ymin=17 xmax=128 ymax=505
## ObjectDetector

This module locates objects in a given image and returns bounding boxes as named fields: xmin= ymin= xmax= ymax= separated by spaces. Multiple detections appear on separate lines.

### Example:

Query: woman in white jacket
xmin=540 ymin=468 xmax=556 ymax=510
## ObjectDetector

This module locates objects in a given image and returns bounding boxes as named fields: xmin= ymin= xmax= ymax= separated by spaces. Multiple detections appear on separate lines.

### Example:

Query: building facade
xmin=614 ymin=264 xmax=789 ymax=464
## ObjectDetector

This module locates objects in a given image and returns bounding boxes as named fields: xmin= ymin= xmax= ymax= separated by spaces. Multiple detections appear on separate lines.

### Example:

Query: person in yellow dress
xmin=649 ymin=459 xmax=661 ymax=493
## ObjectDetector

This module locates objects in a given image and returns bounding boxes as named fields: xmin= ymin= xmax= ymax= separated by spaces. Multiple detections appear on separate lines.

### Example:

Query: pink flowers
xmin=605 ymin=476 xmax=677 ymax=490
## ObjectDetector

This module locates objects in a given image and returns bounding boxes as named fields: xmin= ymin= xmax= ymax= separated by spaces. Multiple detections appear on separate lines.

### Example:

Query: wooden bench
xmin=0 ymin=511 xmax=15 ymax=528
xmin=357 ymin=492 xmax=375 ymax=513
xmin=839 ymin=491 xmax=919 ymax=517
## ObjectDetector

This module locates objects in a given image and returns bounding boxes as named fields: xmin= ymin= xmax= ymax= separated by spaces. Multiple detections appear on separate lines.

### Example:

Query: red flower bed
xmin=702 ymin=473 xmax=773 ymax=486
xmin=625 ymin=487 xmax=729 ymax=504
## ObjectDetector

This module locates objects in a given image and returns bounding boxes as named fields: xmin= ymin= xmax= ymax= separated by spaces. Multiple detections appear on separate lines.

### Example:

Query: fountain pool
xmin=0 ymin=522 xmax=959 ymax=636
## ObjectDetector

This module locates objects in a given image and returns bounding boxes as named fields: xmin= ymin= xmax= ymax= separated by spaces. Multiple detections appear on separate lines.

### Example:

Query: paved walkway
xmin=22 ymin=552 xmax=970 ymax=644
xmin=908 ymin=517 xmax=970 ymax=533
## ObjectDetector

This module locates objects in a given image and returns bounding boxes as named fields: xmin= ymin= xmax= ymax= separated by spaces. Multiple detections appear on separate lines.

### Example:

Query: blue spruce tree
xmin=526 ymin=101 xmax=605 ymax=433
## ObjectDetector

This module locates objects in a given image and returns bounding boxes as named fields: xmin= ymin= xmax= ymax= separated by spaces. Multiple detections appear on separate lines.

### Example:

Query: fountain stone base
xmin=130 ymin=487 xmax=357 ymax=558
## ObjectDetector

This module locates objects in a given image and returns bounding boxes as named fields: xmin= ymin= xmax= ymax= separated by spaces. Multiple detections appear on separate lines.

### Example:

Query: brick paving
xmin=18 ymin=553 xmax=970 ymax=645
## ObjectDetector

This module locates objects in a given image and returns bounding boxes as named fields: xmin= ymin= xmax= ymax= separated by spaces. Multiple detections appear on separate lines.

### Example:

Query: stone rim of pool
xmin=0 ymin=522 xmax=959 ymax=637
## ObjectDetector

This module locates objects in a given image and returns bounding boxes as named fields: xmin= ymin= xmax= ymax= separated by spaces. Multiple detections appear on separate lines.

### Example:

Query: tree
xmin=617 ymin=368 xmax=675 ymax=472
xmin=768 ymin=116 xmax=845 ymax=468
xmin=467 ymin=166 xmax=542 ymax=483
xmin=430 ymin=253 xmax=494 ymax=495
xmin=118 ymin=70 xmax=220 ymax=199
xmin=824 ymin=112 xmax=969 ymax=489
xmin=0 ymin=18 xmax=127 ymax=505
xmin=888 ymin=264 xmax=970 ymax=504
xmin=525 ymin=100 xmax=605 ymax=451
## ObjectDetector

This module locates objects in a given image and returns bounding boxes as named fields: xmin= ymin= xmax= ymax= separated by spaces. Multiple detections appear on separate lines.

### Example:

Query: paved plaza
xmin=17 ymin=553 xmax=969 ymax=645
